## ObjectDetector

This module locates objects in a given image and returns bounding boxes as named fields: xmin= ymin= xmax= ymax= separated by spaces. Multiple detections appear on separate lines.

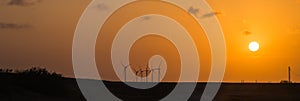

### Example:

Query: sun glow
xmin=249 ymin=41 xmax=260 ymax=52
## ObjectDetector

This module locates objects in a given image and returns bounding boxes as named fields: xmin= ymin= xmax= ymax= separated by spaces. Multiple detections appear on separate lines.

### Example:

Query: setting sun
xmin=249 ymin=41 xmax=260 ymax=52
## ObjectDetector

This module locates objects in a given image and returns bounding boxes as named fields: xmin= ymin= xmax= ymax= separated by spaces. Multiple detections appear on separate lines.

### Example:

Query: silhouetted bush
xmin=0 ymin=68 xmax=14 ymax=73
xmin=17 ymin=67 xmax=63 ymax=79
xmin=0 ymin=67 xmax=63 ymax=80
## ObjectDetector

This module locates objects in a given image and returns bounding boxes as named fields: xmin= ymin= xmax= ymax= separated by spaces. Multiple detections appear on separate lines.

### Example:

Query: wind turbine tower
xmin=134 ymin=68 xmax=139 ymax=82
xmin=151 ymin=60 xmax=162 ymax=82
xmin=140 ymin=67 xmax=143 ymax=82
xmin=288 ymin=66 xmax=291 ymax=84
xmin=157 ymin=60 xmax=162 ymax=82
xmin=145 ymin=64 xmax=151 ymax=82
xmin=122 ymin=64 xmax=130 ymax=82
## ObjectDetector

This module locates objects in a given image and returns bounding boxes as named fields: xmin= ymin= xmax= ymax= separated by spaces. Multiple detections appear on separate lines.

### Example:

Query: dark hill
xmin=0 ymin=72 xmax=85 ymax=101
xmin=1 ymin=71 xmax=300 ymax=101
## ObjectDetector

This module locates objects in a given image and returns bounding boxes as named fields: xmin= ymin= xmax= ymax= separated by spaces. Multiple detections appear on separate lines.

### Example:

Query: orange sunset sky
xmin=0 ymin=0 xmax=300 ymax=82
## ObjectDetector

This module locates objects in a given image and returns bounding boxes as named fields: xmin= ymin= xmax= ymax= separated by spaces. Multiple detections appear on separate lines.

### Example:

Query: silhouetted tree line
xmin=19 ymin=67 xmax=63 ymax=79
xmin=0 ymin=68 xmax=14 ymax=73
xmin=0 ymin=67 xmax=63 ymax=79
xmin=0 ymin=67 xmax=86 ymax=100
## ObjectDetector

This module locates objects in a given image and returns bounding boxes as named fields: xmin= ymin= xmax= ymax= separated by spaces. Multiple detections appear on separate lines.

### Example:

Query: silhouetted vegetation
xmin=18 ymin=67 xmax=63 ymax=79
xmin=0 ymin=67 xmax=63 ymax=80
xmin=0 ymin=68 xmax=13 ymax=73
xmin=0 ymin=67 xmax=85 ymax=101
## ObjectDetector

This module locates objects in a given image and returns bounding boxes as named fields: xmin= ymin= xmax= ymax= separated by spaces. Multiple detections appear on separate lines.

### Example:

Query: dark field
xmin=1 ymin=73 xmax=300 ymax=101
xmin=104 ymin=82 xmax=300 ymax=101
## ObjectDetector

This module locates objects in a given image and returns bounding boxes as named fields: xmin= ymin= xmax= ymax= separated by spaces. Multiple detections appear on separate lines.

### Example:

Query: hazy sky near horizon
xmin=0 ymin=0 xmax=300 ymax=82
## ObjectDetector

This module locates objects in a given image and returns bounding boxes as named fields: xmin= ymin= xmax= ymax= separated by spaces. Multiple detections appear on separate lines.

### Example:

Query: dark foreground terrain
xmin=1 ymin=72 xmax=300 ymax=101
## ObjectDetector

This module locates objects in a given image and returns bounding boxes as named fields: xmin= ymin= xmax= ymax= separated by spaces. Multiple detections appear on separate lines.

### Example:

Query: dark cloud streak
xmin=141 ymin=16 xmax=152 ymax=21
xmin=7 ymin=0 xmax=42 ymax=6
xmin=200 ymin=12 xmax=222 ymax=19
xmin=96 ymin=3 xmax=109 ymax=10
xmin=242 ymin=29 xmax=252 ymax=35
xmin=0 ymin=22 xmax=32 ymax=29
xmin=188 ymin=7 xmax=199 ymax=17
xmin=241 ymin=20 xmax=252 ymax=36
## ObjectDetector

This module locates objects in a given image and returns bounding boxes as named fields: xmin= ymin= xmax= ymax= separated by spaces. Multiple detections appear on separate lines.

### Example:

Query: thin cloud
xmin=7 ymin=0 xmax=42 ymax=6
xmin=96 ymin=3 xmax=109 ymax=10
xmin=0 ymin=22 xmax=32 ymax=29
xmin=188 ymin=7 xmax=199 ymax=17
xmin=141 ymin=16 xmax=152 ymax=21
xmin=200 ymin=12 xmax=222 ymax=19
xmin=289 ymin=27 xmax=300 ymax=35
xmin=242 ymin=29 xmax=252 ymax=35
xmin=286 ymin=24 xmax=300 ymax=36
xmin=241 ymin=19 xmax=252 ymax=36
xmin=292 ymin=28 xmax=300 ymax=34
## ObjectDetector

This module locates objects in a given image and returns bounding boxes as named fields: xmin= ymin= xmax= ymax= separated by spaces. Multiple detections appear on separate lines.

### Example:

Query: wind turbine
xmin=288 ymin=66 xmax=291 ymax=84
xmin=139 ymin=66 xmax=144 ymax=82
xmin=122 ymin=64 xmax=130 ymax=82
xmin=145 ymin=64 xmax=151 ymax=82
xmin=151 ymin=67 xmax=154 ymax=82
xmin=151 ymin=60 xmax=162 ymax=82
xmin=133 ymin=68 xmax=140 ymax=82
